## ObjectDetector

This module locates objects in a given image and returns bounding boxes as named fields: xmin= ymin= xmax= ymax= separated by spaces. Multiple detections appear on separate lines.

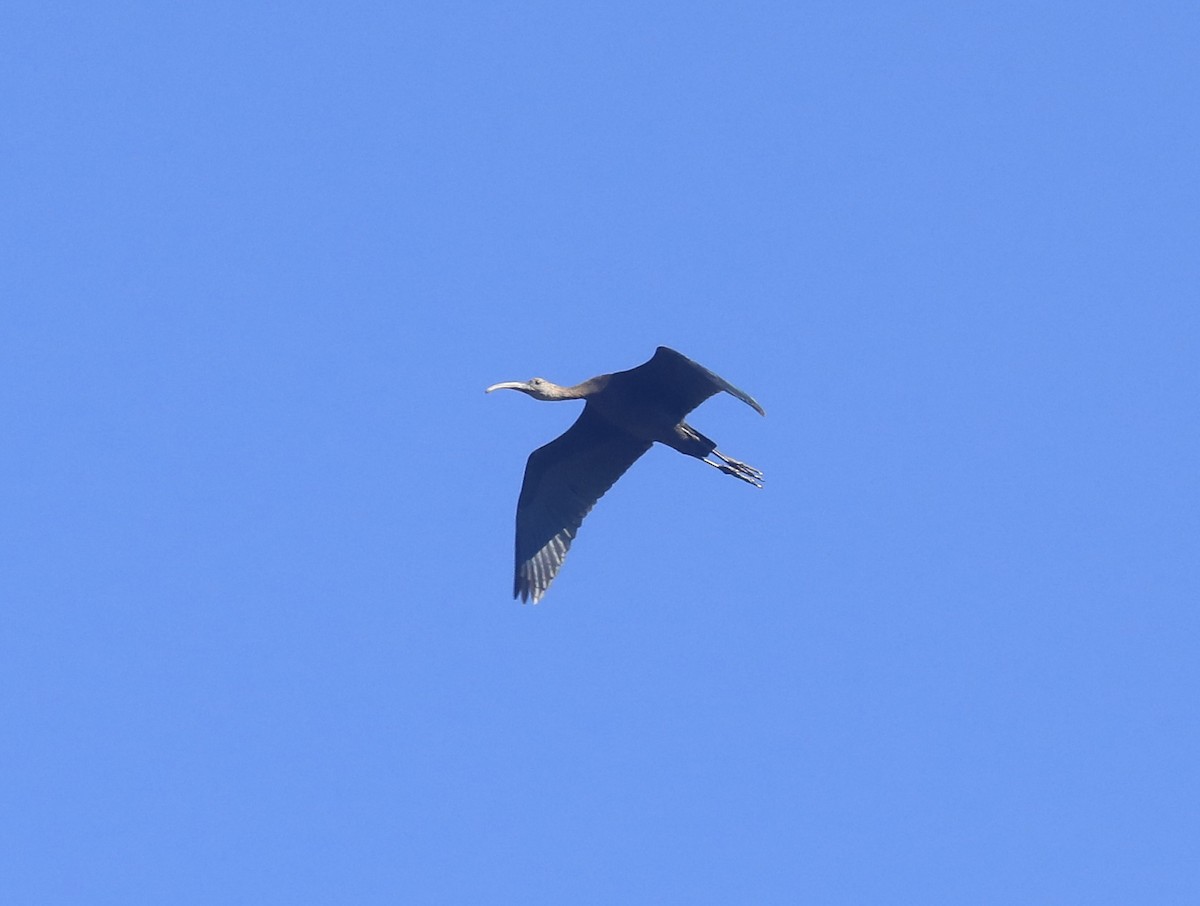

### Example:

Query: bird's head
xmin=485 ymin=377 xmax=559 ymax=401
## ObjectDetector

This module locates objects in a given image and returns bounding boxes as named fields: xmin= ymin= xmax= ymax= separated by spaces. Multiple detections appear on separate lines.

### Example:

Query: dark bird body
xmin=487 ymin=346 xmax=764 ymax=603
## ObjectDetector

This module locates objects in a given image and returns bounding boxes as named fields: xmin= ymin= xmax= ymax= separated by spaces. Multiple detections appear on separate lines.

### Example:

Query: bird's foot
xmin=708 ymin=451 xmax=764 ymax=488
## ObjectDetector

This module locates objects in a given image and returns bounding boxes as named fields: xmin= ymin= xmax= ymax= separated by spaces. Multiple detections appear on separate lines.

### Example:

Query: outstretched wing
xmin=513 ymin=404 xmax=652 ymax=603
xmin=619 ymin=346 xmax=765 ymax=421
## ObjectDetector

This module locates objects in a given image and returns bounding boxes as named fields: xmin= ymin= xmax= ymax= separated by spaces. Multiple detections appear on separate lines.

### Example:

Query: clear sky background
xmin=3 ymin=2 xmax=1198 ymax=903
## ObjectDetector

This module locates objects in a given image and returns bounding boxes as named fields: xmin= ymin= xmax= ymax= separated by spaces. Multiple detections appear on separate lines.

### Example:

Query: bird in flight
xmin=486 ymin=346 xmax=764 ymax=603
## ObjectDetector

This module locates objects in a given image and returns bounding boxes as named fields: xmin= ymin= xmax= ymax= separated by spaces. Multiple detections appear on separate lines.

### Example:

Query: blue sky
xmin=3 ymin=2 xmax=1198 ymax=902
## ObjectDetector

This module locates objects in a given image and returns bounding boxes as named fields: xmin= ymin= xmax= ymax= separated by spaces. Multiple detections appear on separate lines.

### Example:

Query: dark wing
xmin=513 ymin=404 xmax=652 ymax=603
xmin=619 ymin=346 xmax=765 ymax=420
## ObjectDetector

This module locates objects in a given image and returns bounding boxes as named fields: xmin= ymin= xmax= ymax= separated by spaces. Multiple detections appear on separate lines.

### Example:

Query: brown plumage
xmin=486 ymin=346 xmax=764 ymax=603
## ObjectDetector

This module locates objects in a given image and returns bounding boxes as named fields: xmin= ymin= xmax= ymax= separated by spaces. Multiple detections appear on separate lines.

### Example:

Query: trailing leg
xmin=704 ymin=450 xmax=764 ymax=487
xmin=672 ymin=422 xmax=763 ymax=488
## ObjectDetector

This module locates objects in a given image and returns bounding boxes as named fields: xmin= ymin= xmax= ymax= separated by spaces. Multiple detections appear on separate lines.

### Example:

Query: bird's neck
xmin=554 ymin=375 xmax=610 ymax=400
xmin=544 ymin=376 xmax=609 ymax=403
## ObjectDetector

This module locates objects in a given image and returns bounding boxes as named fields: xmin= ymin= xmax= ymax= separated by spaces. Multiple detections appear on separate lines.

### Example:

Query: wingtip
xmin=514 ymin=572 xmax=544 ymax=604
xmin=742 ymin=395 xmax=766 ymax=417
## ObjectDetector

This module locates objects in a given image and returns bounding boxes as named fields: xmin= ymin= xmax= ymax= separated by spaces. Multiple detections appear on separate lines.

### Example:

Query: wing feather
xmin=618 ymin=346 xmax=765 ymax=420
xmin=513 ymin=405 xmax=651 ymax=602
